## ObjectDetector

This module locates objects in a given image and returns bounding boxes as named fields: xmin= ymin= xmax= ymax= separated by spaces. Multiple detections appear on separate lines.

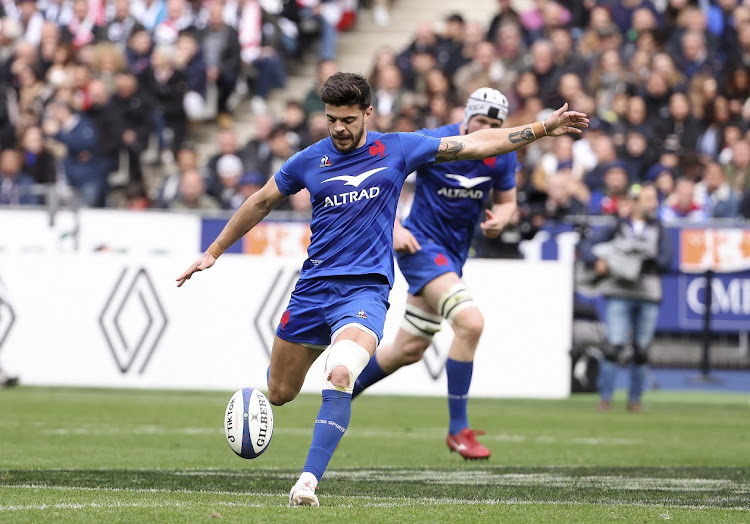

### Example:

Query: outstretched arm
xmin=176 ymin=177 xmax=287 ymax=287
xmin=435 ymin=103 xmax=588 ymax=163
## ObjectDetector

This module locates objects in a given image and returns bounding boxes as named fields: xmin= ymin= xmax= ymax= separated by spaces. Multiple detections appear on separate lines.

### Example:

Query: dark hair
xmin=320 ymin=72 xmax=371 ymax=109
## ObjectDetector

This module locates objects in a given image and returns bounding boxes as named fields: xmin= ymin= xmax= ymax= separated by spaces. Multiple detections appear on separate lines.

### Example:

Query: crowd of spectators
xmin=1 ymin=0 xmax=750 ymax=232
xmin=0 ymin=0 xmax=357 ymax=208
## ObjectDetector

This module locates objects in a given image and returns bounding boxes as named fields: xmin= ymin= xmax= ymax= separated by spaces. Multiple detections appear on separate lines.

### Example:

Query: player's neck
xmin=357 ymin=129 xmax=369 ymax=148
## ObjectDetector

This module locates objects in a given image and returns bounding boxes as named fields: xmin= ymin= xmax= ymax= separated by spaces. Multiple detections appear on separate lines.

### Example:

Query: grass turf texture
xmin=1 ymin=387 xmax=748 ymax=523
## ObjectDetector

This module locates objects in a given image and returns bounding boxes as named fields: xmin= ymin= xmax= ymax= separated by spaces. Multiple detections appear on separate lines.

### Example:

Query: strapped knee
xmin=323 ymin=339 xmax=371 ymax=394
xmin=437 ymin=283 xmax=474 ymax=322
xmin=401 ymin=303 xmax=443 ymax=340
xmin=602 ymin=344 xmax=623 ymax=363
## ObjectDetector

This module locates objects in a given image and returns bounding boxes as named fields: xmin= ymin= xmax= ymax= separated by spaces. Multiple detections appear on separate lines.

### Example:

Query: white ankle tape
xmin=323 ymin=340 xmax=371 ymax=393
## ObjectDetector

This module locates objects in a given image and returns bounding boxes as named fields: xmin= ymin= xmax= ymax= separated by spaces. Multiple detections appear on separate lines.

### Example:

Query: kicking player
xmin=177 ymin=73 xmax=588 ymax=506
xmin=352 ymin=88 xmax=516 ymax=460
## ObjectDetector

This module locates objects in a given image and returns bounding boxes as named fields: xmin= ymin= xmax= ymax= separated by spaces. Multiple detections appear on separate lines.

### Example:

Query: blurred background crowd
xmin=1 ymin=0 xmax=750 ymax=239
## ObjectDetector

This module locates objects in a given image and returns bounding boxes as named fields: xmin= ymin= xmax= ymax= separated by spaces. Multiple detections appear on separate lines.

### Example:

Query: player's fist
xmin=479 ymin=209 xmax=504 ymax=238
xmin=393 ymin=221 xmax=421 ymax=254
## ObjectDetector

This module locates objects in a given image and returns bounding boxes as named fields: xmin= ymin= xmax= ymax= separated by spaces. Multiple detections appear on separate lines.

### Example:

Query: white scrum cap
xmin=463 ymin=87 xmax=509 ymax=130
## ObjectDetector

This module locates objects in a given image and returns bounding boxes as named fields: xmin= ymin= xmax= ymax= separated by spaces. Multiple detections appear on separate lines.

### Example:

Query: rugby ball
xmin=225 ymin=387 xmax=274 ymax=459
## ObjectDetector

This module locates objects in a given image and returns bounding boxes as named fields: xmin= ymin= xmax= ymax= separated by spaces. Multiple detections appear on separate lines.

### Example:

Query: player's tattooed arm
xmin=435 ymin=139 xmax=465 ymax=163
xmin=508 ymin=127 xmax=535 ymax=143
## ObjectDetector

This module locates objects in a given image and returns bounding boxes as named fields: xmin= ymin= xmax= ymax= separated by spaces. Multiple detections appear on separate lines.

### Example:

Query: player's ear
xmin=364 ymin=105 xmax=373 ymax=122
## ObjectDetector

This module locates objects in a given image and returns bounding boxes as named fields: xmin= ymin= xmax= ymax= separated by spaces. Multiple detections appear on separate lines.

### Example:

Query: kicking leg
xmin=290 ymin=326 xmax=375 ymax=506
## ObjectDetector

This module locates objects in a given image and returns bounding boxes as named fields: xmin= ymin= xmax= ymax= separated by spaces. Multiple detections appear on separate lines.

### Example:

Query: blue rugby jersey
xmin=403 ymin=122 xmax=517 ymax=265
xmin=274 ymin=130 xmax=441 ymax=286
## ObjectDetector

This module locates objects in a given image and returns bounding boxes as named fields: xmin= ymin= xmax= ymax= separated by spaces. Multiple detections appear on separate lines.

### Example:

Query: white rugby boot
xmin=288 ymin=480 xmax=319 ymax=507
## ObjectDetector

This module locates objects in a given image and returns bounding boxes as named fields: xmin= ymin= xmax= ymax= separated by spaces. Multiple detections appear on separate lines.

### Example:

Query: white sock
xmin=297 ymin=472 xmax=318 ymax=488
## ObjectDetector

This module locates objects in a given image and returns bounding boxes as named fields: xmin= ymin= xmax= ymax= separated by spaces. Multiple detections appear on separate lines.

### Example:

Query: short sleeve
xmin=493 ymin=152 xmax=517 ymax=192
xmin=274 ymin=150 xmax=306 ymax=196
xmin=398 ymin=133 xmax=441 ymax=174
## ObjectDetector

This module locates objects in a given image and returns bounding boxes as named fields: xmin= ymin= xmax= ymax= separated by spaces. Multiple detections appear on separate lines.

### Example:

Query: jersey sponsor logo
xmin=323 ymin=187 xmax=381 ymax=207
xmin=279 ymin=310 xmax=290 ymax=329
xmin=355 ymin=309 xmax=368 ymax=319
xmin=437 ymin=187 xmax=485 ymax=199
xmin=319 ymin=155 xmax=332 ymax=167
xmin=438 ymin=174 xmax=491 ymax=200
xmin=445 ymin=174 xmax=492 ymax=189
xmin=322 ymin=167 xmax=387 ymax=187
xmin=369 ymin=139 xmax=386 ymax=157
xmin=434 ymin=253 xmax=449 ymax=267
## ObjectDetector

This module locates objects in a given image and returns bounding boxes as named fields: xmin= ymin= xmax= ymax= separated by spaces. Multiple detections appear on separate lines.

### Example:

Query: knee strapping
xmin=437 ymin=283 xmax=474 ymax=322
xmin=323 ymin=340 xmax=371 ymax=394
xmin=401 ymin=303 xmax=443 ymax=340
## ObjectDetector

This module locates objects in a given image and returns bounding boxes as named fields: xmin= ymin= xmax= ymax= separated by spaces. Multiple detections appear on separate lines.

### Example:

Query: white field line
xmin=1 ymin=486 xmax=749 ymax=512
xmin=0 ymin=500 xmax=263 ymax=511
xmin=39 ymin=425 xmax=643 ymax=446
xmin=5 ymin=468 xmax=750 ymax=493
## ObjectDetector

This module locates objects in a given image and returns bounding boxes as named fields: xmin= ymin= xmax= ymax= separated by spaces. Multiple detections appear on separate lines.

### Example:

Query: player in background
xmin=177 ymin=73 xmax=588 ymax=506
xmin=352 ymin=88 xmax=516 ymax=460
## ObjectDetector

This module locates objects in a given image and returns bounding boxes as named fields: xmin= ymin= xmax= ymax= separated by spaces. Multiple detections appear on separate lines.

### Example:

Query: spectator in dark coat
xmin=126 ymin=28 xmax=154 ymax=85
xmin=43 ymin=100 xmax=107 ymax=207
xmin=112 ymin=70 xmax=155 ymax=182
xmin=175 ymin=30 xmax=207 ymax=122
xmin=85 ymin=79 xmax=124 ymax=179
xmin=149 ymin=44 xmax=189 ymax=155
xmin=654 ymin=92 xmax=703 ymax=158
xmin=19 ymin=125 xmax=57 ymax=186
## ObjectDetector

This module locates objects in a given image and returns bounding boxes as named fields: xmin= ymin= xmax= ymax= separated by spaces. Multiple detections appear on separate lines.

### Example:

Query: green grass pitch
xmin=1 ymin=386 xmax=749 ymax=523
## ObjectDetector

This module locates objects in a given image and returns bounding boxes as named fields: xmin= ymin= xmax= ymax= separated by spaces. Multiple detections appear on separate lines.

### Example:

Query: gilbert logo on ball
xmin=225 ymin=387 xmax=274 ymax=459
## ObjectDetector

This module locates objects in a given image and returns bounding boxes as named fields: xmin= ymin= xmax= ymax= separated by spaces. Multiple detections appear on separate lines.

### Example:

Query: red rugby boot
xmin=446 ymin=428 xmax=491 ymax=460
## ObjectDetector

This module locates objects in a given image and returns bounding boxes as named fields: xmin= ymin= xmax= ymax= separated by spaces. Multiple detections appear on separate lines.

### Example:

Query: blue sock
xmin=446 ymin=358 xmax=473 ymax=435
xmin=351 ymin=356 xmax=389 ymax=399
xmin=302 ymin=389 xmax=351 ymax=482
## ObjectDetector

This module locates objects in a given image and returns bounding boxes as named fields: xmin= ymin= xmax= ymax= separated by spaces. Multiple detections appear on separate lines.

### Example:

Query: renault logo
xmin=99 ymin=267 xmax=167 ymax=374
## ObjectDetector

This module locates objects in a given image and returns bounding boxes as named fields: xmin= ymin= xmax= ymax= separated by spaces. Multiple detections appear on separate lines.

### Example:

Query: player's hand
xmin=176 ymin=253 xmax=217 ymax=287
xmin=479 ymin=209 xmax=505 ymax=238
xmin=393 ymin=222 xmax=421 ymax=254
xmin=543 ymin=103 xmax=589 ymax=137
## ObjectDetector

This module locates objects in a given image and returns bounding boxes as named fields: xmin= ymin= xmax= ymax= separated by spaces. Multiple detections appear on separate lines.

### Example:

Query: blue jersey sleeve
xmin=493 ymin=153 xmax=517 ymax=192
xmin=397 ymin=132 xmax=441 ymax=174
xmin=274 ymin=150 xmax=306 ymax=196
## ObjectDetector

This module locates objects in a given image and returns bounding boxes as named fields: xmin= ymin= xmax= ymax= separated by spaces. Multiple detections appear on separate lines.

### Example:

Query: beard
xmin=331 ymin=125 xmax=365 ymax=154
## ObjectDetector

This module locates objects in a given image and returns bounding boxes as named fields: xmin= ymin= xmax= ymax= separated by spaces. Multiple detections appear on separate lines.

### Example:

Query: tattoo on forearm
xmin=508 ymin=127 xmax=535 ymax=143
xmin=437 ymin=140 xmax=465 ymax=161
